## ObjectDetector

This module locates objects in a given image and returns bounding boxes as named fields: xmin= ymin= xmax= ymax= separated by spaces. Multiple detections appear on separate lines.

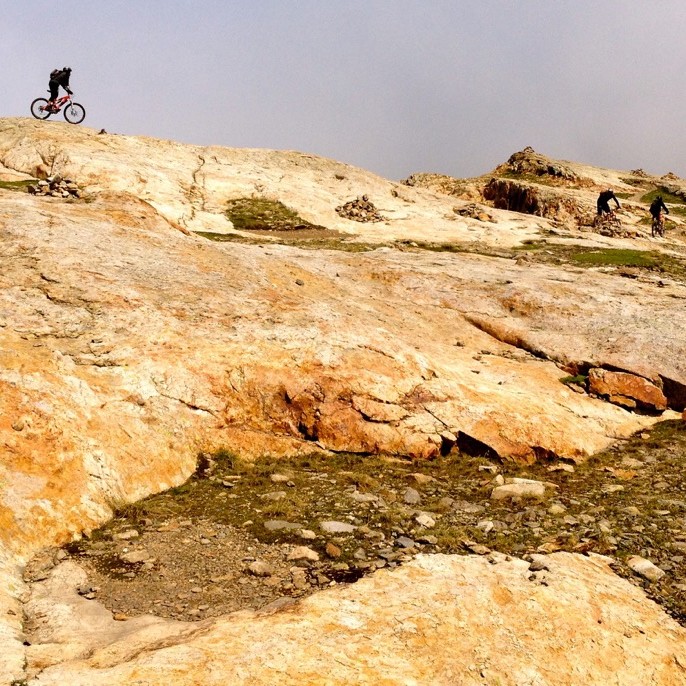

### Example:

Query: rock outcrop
xmin=1 ymin=118 xmax=686 ymax=684
xmin=482 ymin=177 xmax=585 ymax=223
xmin=16 ymin=553 xmax=686 ymax=685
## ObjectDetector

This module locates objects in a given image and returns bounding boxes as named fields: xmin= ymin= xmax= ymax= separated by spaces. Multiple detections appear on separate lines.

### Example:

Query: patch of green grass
xmin=194 ymin=231 xmax=376 ymax=253
xmin=570 ymin=248 xmax=658 ymax=268
xmin=615 ymin=192 xmax=633 ymax=199
xmin=560 ymin=374 xmax=587 ymax=388
xmin=226 ymin=197 xmax=316 ymax=231
xmin=640 ymin=186 xmax=686 ymax=205
xmin=0 ymin=179 xmax=35 ymax=192
xmin=513 ymin=240 xmax=547 ymax=251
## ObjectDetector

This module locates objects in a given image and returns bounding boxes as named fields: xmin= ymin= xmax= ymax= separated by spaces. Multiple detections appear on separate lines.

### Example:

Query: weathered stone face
xmin=588 ymin=368 xmax=668 ymax=411
xmin=18 ymin=553 xmax=686 ymax=685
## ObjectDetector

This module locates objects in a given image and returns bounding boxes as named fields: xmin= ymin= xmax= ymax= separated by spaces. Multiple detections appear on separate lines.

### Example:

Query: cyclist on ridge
xmin=597 ymin=189 xmax=621 ymax=216
xmin=46 ymin=67 xmax=72 ymax=112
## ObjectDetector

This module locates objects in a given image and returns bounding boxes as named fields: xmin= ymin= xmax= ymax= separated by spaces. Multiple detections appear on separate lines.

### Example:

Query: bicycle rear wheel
xmin=64 ymin=102 xmax=86 ymax=124
xmin=30 ymin=98 xmax=51 ymax=120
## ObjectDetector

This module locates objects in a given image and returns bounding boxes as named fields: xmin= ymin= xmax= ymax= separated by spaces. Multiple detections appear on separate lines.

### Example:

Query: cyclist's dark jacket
xmin=649 ymin=197 xmax=669 ymax=219
xmin=48 ymin=69 xmax=71 ymax=100
xmin=597 ymin=190 xmax=620 ymax=214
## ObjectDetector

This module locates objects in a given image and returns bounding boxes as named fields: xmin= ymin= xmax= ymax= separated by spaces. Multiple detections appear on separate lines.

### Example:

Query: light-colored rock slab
xmin=19 ymin=554 xmax=686 ymax=686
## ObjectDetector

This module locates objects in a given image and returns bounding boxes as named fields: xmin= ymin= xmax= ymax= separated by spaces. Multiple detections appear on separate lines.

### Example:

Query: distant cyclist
xmin=597 ymin=189 xmax=621 ymax=216
xmin=649 ymin=195 xmax=669 ymax=222
xmin=650 ymin=194 xmax=669 ymax=237
xmin=47 ymin=67 xmax=72 ymax=112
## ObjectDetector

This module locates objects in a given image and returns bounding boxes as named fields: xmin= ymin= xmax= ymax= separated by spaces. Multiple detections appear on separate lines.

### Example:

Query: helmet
xmin=63 ymin=66 xmax=71 ymax=72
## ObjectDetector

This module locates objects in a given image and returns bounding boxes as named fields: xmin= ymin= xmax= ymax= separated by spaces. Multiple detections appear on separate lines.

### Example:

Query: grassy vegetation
xmin=226 ymin=197 xmax=319 ymax=231
xmin=560 ymin=374 xmax=588 ymax=388
xmin=195 ymin=230 xmax=377 ymax=253
xmin=0 ymin=179 xmax=35 ymax=192
xmin=640 ymin=186 xmax=686 ymax=205
xmin=569 ymin=248 xmax=659 ymax=268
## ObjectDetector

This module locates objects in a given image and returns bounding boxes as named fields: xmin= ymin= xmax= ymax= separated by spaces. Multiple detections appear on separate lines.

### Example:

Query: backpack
xmin=50 ymin=69 xmax=61 ymax=80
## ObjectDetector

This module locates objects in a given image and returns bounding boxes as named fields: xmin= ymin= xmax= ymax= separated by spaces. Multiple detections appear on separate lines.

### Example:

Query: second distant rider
xmin=597 ymin=189 xmax=621 ymax=215
xmin=47 ymin=67 xmax=72 ymax=112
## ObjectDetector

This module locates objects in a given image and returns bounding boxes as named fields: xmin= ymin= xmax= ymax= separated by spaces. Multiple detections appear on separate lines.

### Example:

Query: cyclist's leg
xmin=48 ymin=81 xmax=58 ymax=107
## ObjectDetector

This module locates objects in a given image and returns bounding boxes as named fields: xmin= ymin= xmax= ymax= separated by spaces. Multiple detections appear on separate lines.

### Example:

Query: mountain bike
xmin=592 ymin=209 xmax=622 ymax=234
xmin=651 ymin=212 xmax=665 ymax=238
xmin=30 ymin=92 xmax=86 ymax=124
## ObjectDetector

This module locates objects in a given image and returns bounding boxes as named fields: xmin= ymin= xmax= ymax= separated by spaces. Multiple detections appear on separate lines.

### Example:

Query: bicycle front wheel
xmin=30 ymin=98 xmax=51 ymax=120
xmin=64 ymin=103 xmax=86 ymax=124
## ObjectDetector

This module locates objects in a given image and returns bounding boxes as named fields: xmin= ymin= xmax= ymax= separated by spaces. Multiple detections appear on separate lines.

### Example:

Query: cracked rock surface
xmin=1 ymin=118 xmax=686 ymax=683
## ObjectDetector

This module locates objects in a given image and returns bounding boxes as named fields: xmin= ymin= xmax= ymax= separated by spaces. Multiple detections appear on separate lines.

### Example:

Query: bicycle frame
xmin=50 ymin=94 xmax=72 ymax=111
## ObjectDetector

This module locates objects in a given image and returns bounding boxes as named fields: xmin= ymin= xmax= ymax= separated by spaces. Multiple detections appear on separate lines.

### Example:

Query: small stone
xmin=298 ymin=529 xmax=317 ymax=540
xmin=325 ymin=542 xmax=342 ymax=559
xmin=119 ymin=549 xmax=151 ymax=564
xmin=415 ymin=513 xmax=436 ymax=528
xmin=602 ymin=485 xmax=624 ymax=494
xmin=11 ymin=419 xmax=24 ymax=431
xmin=395 ymin=536 xmax=416 ymax=549
xmin=247 ymin=561 xmax=273 ymax=577
xmin=547 ymin=464 xmax=575 ymax=473
xmin=623 ymin=506 xmax=641 ymax=516
xmin=528 ymin=555 xmax=549 ymax=572
xmin=478 ymin=465 xmax=499 ymax=474
xmin=270 ymin=473 xmax=291 ymax=483
xmin=190 ymin=586 xmax=203 ymax=593
xmin=113 ymin=613 xmax=129 ymax=621
xmin=350 ymin=491 xmax=377 ymax=503
xmin=408 ymin=473 xmax=435 ymax=486
xmin=463 ymin=541 xmax=491 ymax=555
xmin=477 ymin=520 xmax=494 ymax=534
xmin=295 ymin=279 xmax=305 ymax=286
xmin=288 ymin=546 xmax=320 ymax=562
xmin=353 ymin=547 xmax=368 ymax=560
xmin=626 ymin=555 xmax=665 ymax=583
xmin=403 ymin=487 xmax=421 ymax=505
xmin=491 ymin=482 xmax=547 ymax=501
xmin=548 ymin=503 xmax=567 ymax=515
xmin=320 ymin=521 xmax=356 ymax=534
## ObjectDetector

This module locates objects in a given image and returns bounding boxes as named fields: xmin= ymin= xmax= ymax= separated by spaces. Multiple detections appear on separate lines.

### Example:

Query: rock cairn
xmin=453 ymin=203 xmax=494 ymax=222
xmin=335 ymin=195 xmax=384 ymax=222
xmin=28 ymin=175 xmax=81 ymax=199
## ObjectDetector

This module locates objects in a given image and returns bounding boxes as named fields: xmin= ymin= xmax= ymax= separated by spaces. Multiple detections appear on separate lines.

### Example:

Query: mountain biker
xmin=650 ymin=195 xmax=669 ymax=236
xmin=649 ymin=195 xmax=669 ymax=222
xmin=47 ymin=67 xmax=72 ymax=112
xmin=597 ymin=189 xmax=621 ymax=216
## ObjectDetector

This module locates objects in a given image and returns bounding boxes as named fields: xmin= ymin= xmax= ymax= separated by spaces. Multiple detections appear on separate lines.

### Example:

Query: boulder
xmin=588 ymin=368 xmax=668 ymax=411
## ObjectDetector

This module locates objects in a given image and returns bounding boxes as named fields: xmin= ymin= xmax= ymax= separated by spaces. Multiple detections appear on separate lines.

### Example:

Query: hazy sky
xmin=4 ymin=1 xmax=685 ymax=180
